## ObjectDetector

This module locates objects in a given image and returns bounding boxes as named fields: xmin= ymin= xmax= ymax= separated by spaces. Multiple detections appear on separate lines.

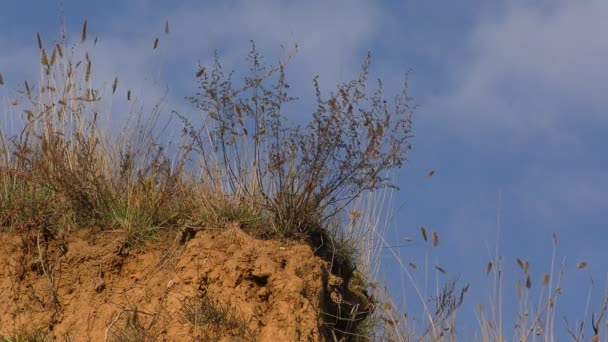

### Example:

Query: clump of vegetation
xmin=0 ymin=21 xmax=414 ymax=340
xmin=181 ymin=45 xmax=413 ymax=242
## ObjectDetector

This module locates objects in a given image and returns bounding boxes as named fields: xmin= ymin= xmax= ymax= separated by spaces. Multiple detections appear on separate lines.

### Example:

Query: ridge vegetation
xmin=0 ymin=20 xmax=414 ymax=341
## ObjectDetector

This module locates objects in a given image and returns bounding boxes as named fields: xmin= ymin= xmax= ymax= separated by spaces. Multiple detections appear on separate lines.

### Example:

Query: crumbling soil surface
xmin=0 ymin=224 xmax=333 ymax=341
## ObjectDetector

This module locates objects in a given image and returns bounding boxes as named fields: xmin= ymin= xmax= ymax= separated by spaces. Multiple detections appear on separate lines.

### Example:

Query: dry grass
xmin=180 ymin=290 xmax=251 ymax=339
xmin=366 ymin=214 xmax=608 ymax=341
xmin=106 ymin=308 xmax=162 ymax=342
xmin=0 ymin=21 xmax=416 ymax=341
xmin=0 ymin=328 xmax=51 ymax=342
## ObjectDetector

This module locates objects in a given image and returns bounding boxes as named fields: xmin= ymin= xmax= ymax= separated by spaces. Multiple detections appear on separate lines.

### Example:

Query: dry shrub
xmin=181 ymin=45 xmax=414 ymax=242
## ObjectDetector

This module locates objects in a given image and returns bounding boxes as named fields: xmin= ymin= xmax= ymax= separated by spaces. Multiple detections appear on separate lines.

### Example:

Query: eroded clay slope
xmin=0 ymin=224 xmax=328 ymax=341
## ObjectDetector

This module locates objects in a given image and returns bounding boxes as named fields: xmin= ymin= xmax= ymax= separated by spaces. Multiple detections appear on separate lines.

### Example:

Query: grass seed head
xmin=516 ymin=258 xmax=529 ymax=273
xmin=81 ymin=20 xmax=88 ymax=42
xmin=542 ymin=273 xmax=550 ymax=285
xmin=40 ymin=48 xmax=49 ymax=66
xmin=36 ymin=32 xmax=43 ymax=50
xmin=196 ymin=67 xmax=205 ymax=78
xmin=552 ymin=232 xmax=558 ymax=245
xmin=85 ymin=60 xmax=92 ymax=82
xmin=49 ymin=46 xmax=57 ymax=66
xmin=56 ymin=43 xmax=63 ymax=58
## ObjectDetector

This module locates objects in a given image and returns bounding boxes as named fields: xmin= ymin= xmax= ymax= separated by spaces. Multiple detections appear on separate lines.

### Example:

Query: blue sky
xmin=1 ymin=0 xmax=607 ymax=339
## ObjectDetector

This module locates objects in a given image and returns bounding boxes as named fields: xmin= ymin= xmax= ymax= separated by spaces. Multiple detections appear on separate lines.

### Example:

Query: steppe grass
xmin=0 ymin=21 xmax=413 ymax=340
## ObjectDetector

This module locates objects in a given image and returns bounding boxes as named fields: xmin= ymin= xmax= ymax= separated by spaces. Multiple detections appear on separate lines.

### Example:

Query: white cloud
xmin=517 ymin=169 xmax=608 ymax=225
xmin=430 ymin=0 xmax=608 ymax=141
xmin=160 ymin=0 xmax=385 ymax=93
xmin=1 ymin=0 xmax=387 ymax=137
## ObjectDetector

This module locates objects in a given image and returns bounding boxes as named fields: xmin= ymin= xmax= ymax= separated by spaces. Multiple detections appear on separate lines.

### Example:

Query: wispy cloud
xmin=1 ymin=0 xmax=389 ymax=136
xmin=429 ymin=0 xmax=608 ymax=142
xmin=155 ymin=0 xmax=387 ymax=99
xmin=517 ymin=169 xmax=608 ymax=226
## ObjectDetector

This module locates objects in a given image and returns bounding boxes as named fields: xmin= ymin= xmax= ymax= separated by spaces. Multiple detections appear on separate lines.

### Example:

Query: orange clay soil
xmin=0 ymin=223 xmax=352 ymax=341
